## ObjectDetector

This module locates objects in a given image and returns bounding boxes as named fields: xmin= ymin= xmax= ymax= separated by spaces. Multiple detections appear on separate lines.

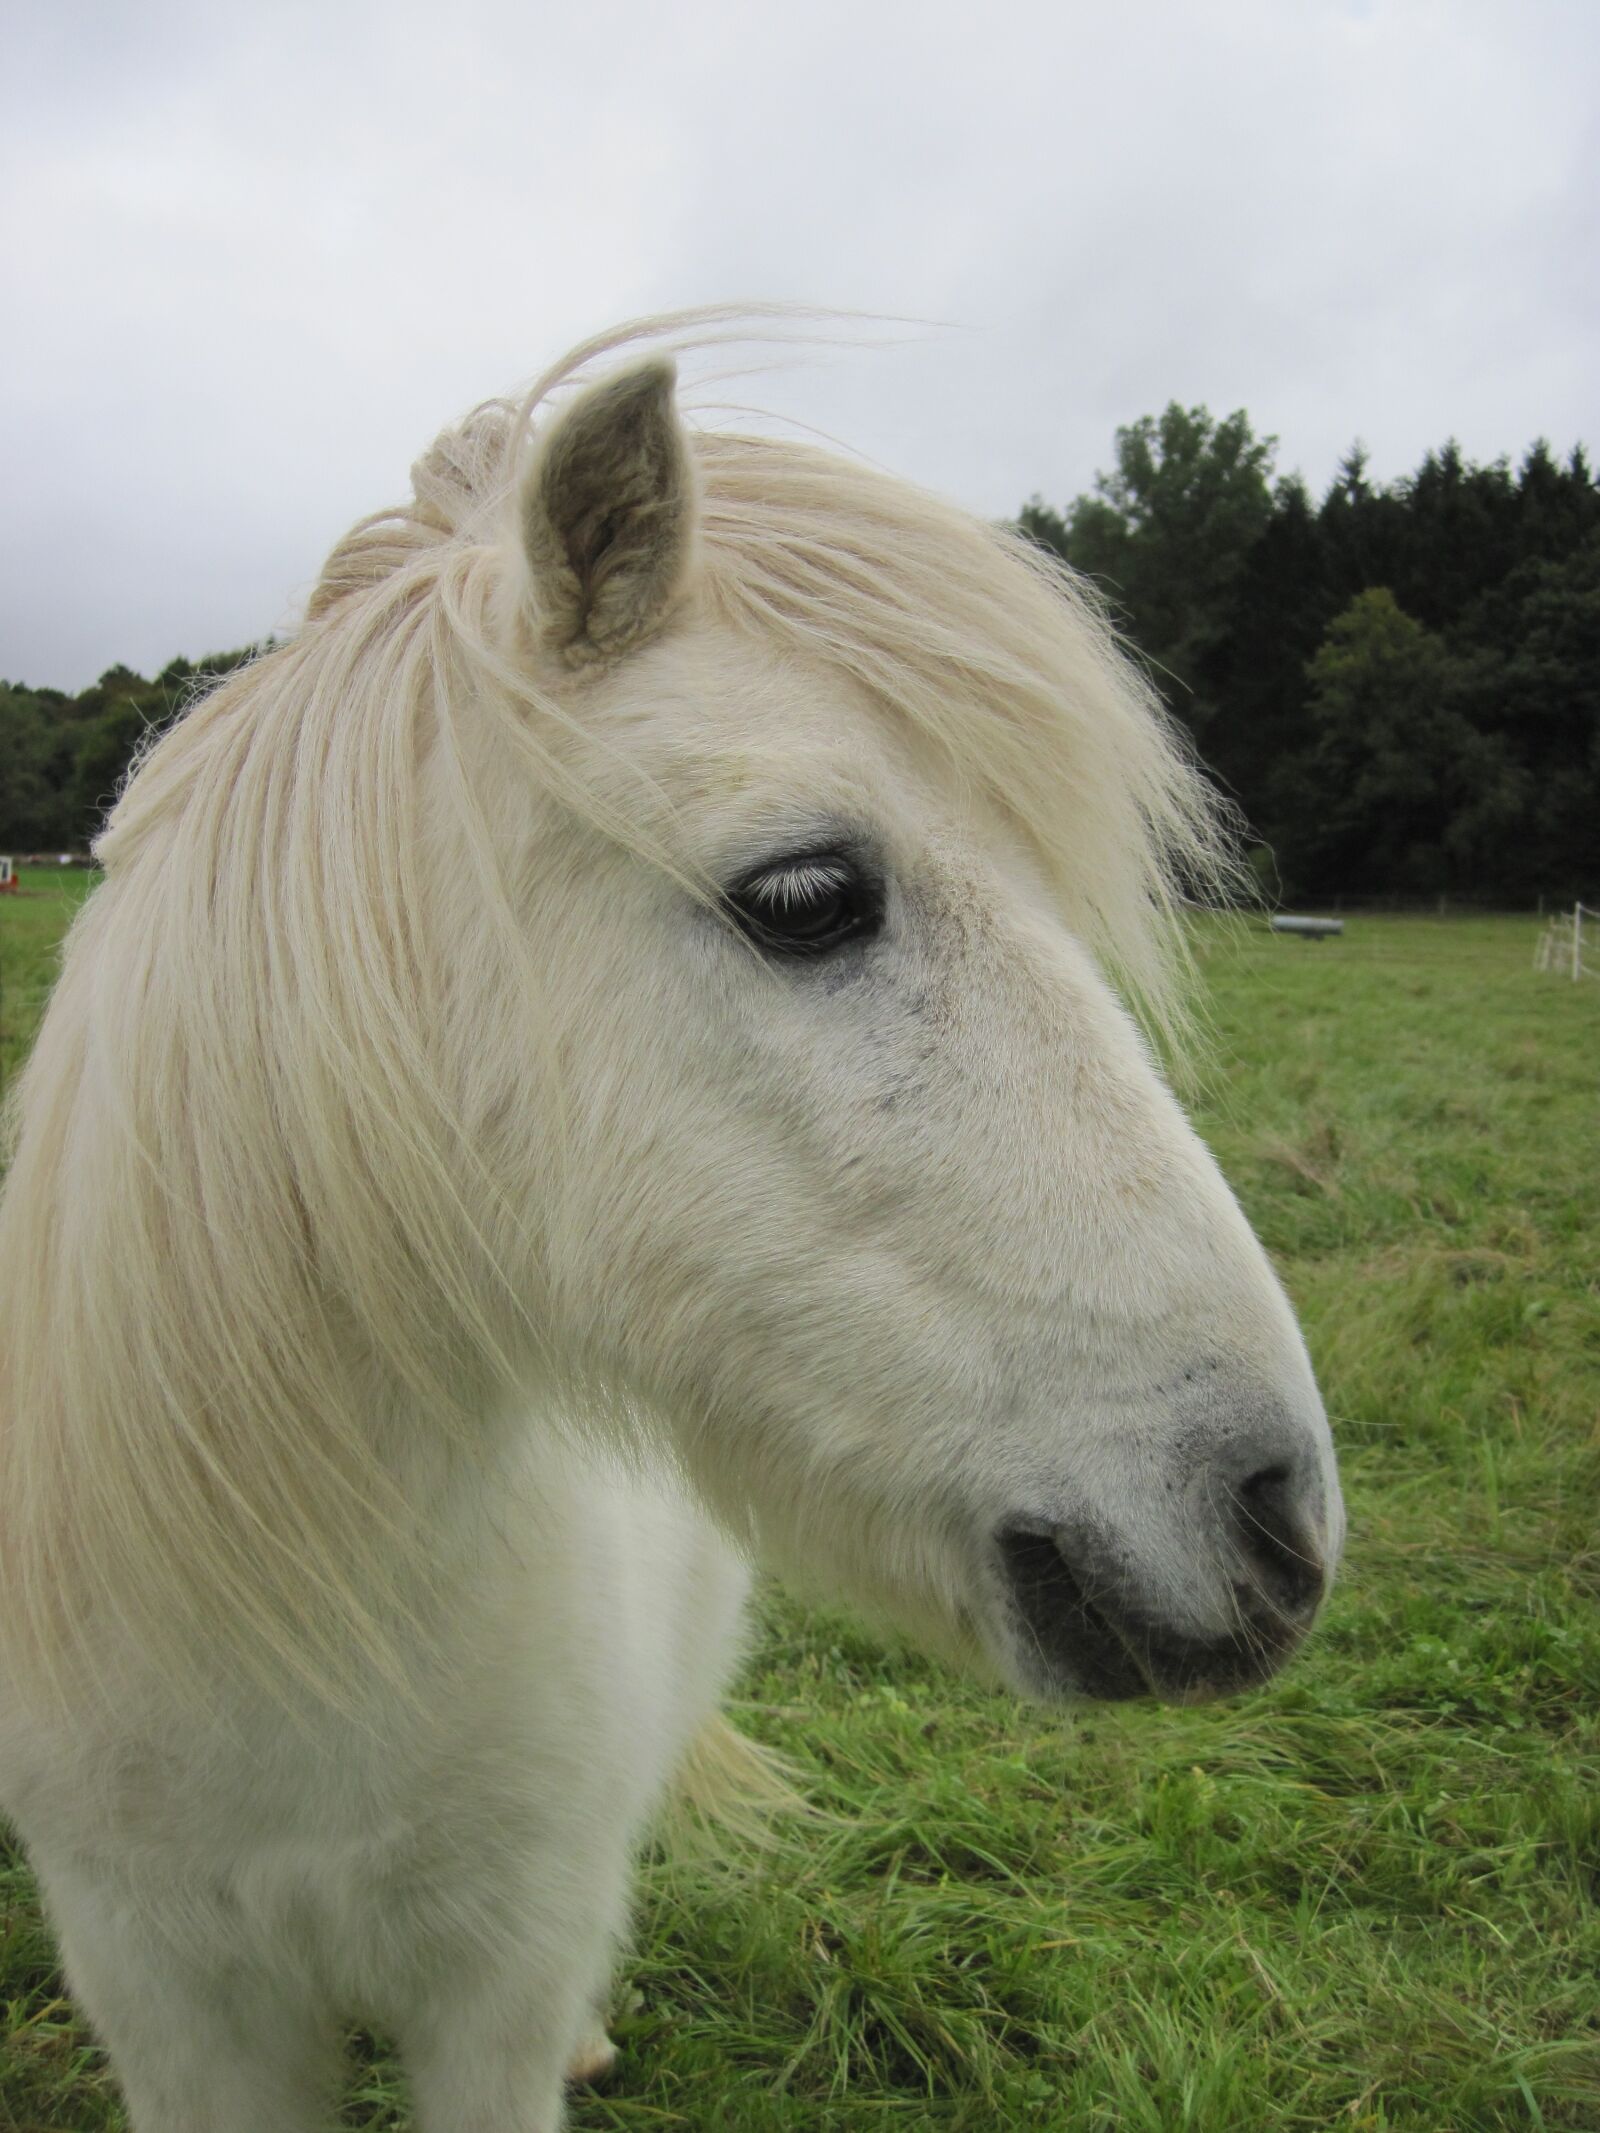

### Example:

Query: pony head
xmin=6 ymin=324 xmax=1341 ymax=1709
xmin=459 ymin=343 xmax=1342 ymax=1702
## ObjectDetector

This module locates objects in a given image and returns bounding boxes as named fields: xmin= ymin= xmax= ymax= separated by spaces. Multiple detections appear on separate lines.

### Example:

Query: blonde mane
xmin=0 ymin=319 xmax=1233 ymax=1711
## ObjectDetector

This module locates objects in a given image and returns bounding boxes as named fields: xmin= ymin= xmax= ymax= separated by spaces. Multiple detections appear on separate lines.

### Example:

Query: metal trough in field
xmin=1270 ymin=915 xmax=1344 ymax=939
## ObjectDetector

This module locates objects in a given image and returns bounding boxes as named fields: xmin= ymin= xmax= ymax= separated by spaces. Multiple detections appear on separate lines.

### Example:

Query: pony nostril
xmin=1230 ymin=1463 xmax=1325 ymax=1617
xmin=993 ymin=1524 xmax=1151 ymax=1701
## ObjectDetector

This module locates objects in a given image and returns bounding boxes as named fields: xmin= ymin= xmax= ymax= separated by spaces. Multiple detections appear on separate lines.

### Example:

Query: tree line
xmin=1 ymin=649 xmax=262 ymax=858
xmin=1022 ymin=415 xmax=1598 ymax=903
xmin=3 ymin=415 xmax=1596 ymax=903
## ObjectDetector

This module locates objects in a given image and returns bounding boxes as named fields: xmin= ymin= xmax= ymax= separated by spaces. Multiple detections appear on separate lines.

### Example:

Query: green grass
xmin=2 ymin=899 xmax=1596 ymax=2131
xmin=0 ymin=868 xmax=96 ymax=1103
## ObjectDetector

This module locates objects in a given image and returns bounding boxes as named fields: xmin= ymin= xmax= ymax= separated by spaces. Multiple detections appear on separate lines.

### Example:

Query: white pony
xmin=0 ymin=318 xmax=1343 ymax=2131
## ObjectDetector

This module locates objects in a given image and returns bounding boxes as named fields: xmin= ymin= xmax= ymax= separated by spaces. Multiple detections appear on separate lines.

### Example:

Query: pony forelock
xmin=0 ymin=315 xmax=1237 ymax=1714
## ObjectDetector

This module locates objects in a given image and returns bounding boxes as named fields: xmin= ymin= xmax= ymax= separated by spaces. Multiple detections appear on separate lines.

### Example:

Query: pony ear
xmin=517 ymin=357 xmax=698 ymax=664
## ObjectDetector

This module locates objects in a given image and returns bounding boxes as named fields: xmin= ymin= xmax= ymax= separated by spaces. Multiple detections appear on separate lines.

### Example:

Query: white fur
xmin=7 ymin=1436 xmax=746 ymax=2128
xmin=0 ymin=314 xmax=1341 ymax=2129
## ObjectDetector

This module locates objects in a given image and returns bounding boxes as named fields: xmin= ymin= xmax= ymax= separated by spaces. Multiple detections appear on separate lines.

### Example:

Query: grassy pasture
xmin=1 ymin=884 xmax=1596 ymax=2131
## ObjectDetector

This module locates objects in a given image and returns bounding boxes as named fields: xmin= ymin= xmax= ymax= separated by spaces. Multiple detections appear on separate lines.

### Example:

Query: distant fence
xmin=1533 ymin=904 xmax=1600 ymax=982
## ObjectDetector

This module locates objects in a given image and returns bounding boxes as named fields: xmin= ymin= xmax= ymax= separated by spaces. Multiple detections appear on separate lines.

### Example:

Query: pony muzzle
xmin=992 ymin=1442 xmax=1333 ymax=1705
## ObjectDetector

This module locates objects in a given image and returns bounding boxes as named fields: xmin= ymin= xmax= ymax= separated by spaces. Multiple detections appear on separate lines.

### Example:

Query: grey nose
xmin=994 ymin=1421 xmax=1334 ymax=1706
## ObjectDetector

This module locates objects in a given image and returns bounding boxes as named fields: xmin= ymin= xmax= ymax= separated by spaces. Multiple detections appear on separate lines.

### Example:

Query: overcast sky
xmin=4 ymin=0 xmax=1595 ymax=691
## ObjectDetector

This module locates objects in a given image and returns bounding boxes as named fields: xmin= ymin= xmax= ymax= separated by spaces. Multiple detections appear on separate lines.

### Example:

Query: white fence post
xmin=1534 ymin=903 xmax=1599 ymax=982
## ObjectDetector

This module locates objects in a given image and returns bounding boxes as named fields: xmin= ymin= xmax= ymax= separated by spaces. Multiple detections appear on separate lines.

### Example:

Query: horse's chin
xmin=987 ymin=1523 xmax=1314 ymax=1709
xmin=991 ymin=1621 xmax=1303 ymax=1709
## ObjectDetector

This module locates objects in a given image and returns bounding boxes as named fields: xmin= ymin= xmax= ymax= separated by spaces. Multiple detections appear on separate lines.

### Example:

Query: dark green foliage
xmin=0 ymin=684 xmax=74 ymax=851
xmin=1022 ymin=404 xmax=1277 ymax=737
xmin=1288 ymin=590 xmax=1520 ymax=897
xmin=1026 ymin=419 xmax=1600 ymax=902
xmin=0 ymin=649 xmax=267 ymax=854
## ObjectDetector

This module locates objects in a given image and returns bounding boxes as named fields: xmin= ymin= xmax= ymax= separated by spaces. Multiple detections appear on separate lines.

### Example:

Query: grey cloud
xmin=3 ymin=0 xmax=1594 ymax=688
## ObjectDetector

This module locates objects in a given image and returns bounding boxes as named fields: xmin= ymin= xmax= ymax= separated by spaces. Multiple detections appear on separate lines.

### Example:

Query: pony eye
xmin=724 ymin=850 xmax=882 ymax=958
